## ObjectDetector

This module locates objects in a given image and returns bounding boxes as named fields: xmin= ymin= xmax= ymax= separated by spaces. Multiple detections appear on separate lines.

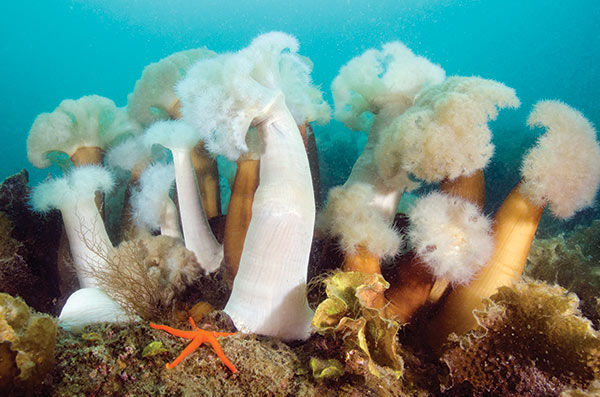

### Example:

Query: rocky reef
xmin=0 ymin=171 xmax=62 ymax=315
xmin=43 ymin=311 xmax=420 ymax=396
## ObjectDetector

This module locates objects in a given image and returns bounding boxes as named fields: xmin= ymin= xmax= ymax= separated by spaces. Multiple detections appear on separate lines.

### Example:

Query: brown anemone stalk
xmin=383 ymin=251 xmax=434 ymax=320
xmin=223 ymin=155 xmax=260 ymax=286
xmin=342 ymin=245 xmax=382 ymax=275
xmin=298 ymin=123 xmax=322 ymax=208
xmin=427 ymin=182 xmax=543 ymax=349
xmin=384 ymin=171 xmax=486 ymax=323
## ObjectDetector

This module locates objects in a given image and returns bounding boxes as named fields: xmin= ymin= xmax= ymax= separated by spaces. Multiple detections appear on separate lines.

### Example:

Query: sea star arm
xmin=166 ymin=337 xmax=203 ymax=369
xmin=206 ymin=335 xmax=238 ymax=373
xmin=149 ymin=322 xmax=199 ymax=339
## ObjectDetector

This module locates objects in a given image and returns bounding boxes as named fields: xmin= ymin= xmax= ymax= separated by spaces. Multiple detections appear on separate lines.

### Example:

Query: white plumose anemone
xmin=130 ymin=162 xmax=181 ymax=239
xmin=31 ymin=166 xmax=114 ymax=288
xmin=408 ymin=192 xmax=494 ymax=285
xmin=143 ymin=120 xmax=223 ymax=273
xmin=520 ymin=100 xmax=600 ymax=219
xmin=320 ymin=41 xmax=445 ymax=259
xmin=177 ymin=32 xmax=320 ymax=341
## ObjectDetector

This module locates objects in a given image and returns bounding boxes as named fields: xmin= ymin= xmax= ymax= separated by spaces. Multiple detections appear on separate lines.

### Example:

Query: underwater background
xmin=2 ymin=0 xmax=599 ymax=223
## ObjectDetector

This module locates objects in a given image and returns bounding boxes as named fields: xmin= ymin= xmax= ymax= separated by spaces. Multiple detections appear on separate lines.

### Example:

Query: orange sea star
xmin=150 ymin=317 xmax=237 ymax=373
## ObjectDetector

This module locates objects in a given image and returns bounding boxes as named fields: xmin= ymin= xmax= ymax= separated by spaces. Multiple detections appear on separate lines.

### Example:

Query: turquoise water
xmin=1 ymin=0 xmax=598 ymax=204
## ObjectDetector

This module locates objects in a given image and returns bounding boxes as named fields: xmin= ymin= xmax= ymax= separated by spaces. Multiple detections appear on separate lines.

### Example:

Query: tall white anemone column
xmin=224 ymin=94 xmax=315 ymax=341
xmin=144 ymin=120 xmax=223 ymax=273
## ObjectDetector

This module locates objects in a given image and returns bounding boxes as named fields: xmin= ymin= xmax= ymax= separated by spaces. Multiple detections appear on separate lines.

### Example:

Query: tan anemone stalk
xmin=428 ymin=100 xmax=600 ymax=350
xmin=177 ymin=32 xmax=327 ymax=341
xmin=319 ymin=41 xmax=445 ymax=275
xmin=127 ymin=48 xmax=222 ymax=219
xmin=191 ymin=141 xmax=221 ymax=218
xmin=439 ymin=170 xmax=485 ymax=208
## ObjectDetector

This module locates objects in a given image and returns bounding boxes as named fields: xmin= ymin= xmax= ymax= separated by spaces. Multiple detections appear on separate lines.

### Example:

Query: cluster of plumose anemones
xmin=27 ymin=32 xmax=600 ymax=356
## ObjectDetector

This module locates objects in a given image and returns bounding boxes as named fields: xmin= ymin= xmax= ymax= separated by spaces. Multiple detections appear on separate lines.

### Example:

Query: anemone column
xmin=224 ymin=94 xmax=315 ymax=341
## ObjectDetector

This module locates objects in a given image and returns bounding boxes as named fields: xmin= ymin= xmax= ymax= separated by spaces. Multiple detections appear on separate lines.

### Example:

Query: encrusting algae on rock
xmin=0 ymin=293 xmax=57 ymax=394
xmin=46 ymin=313 xmax=423 ymax=396
xmin=526 ymin=220 xmax=600 ymax=327
xmin=440 ymin=280 xmax=600 ymax=396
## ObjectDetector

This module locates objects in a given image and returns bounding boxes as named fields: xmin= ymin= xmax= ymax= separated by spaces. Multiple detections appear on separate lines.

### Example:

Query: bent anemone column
xmin=143 ymin=120 xmax=223 ymax=273
xmin=227 ymin=93 xmax=315 ymax=340
xmin=177 ymin=32 xmax=318 ymax=341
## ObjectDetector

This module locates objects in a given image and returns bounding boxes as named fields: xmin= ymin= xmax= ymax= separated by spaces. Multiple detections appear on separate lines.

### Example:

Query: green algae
xmin=310 ymin=357 xmax=344 ymax=380
xmin=142 ymin=341 xmax=167 ymax=358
